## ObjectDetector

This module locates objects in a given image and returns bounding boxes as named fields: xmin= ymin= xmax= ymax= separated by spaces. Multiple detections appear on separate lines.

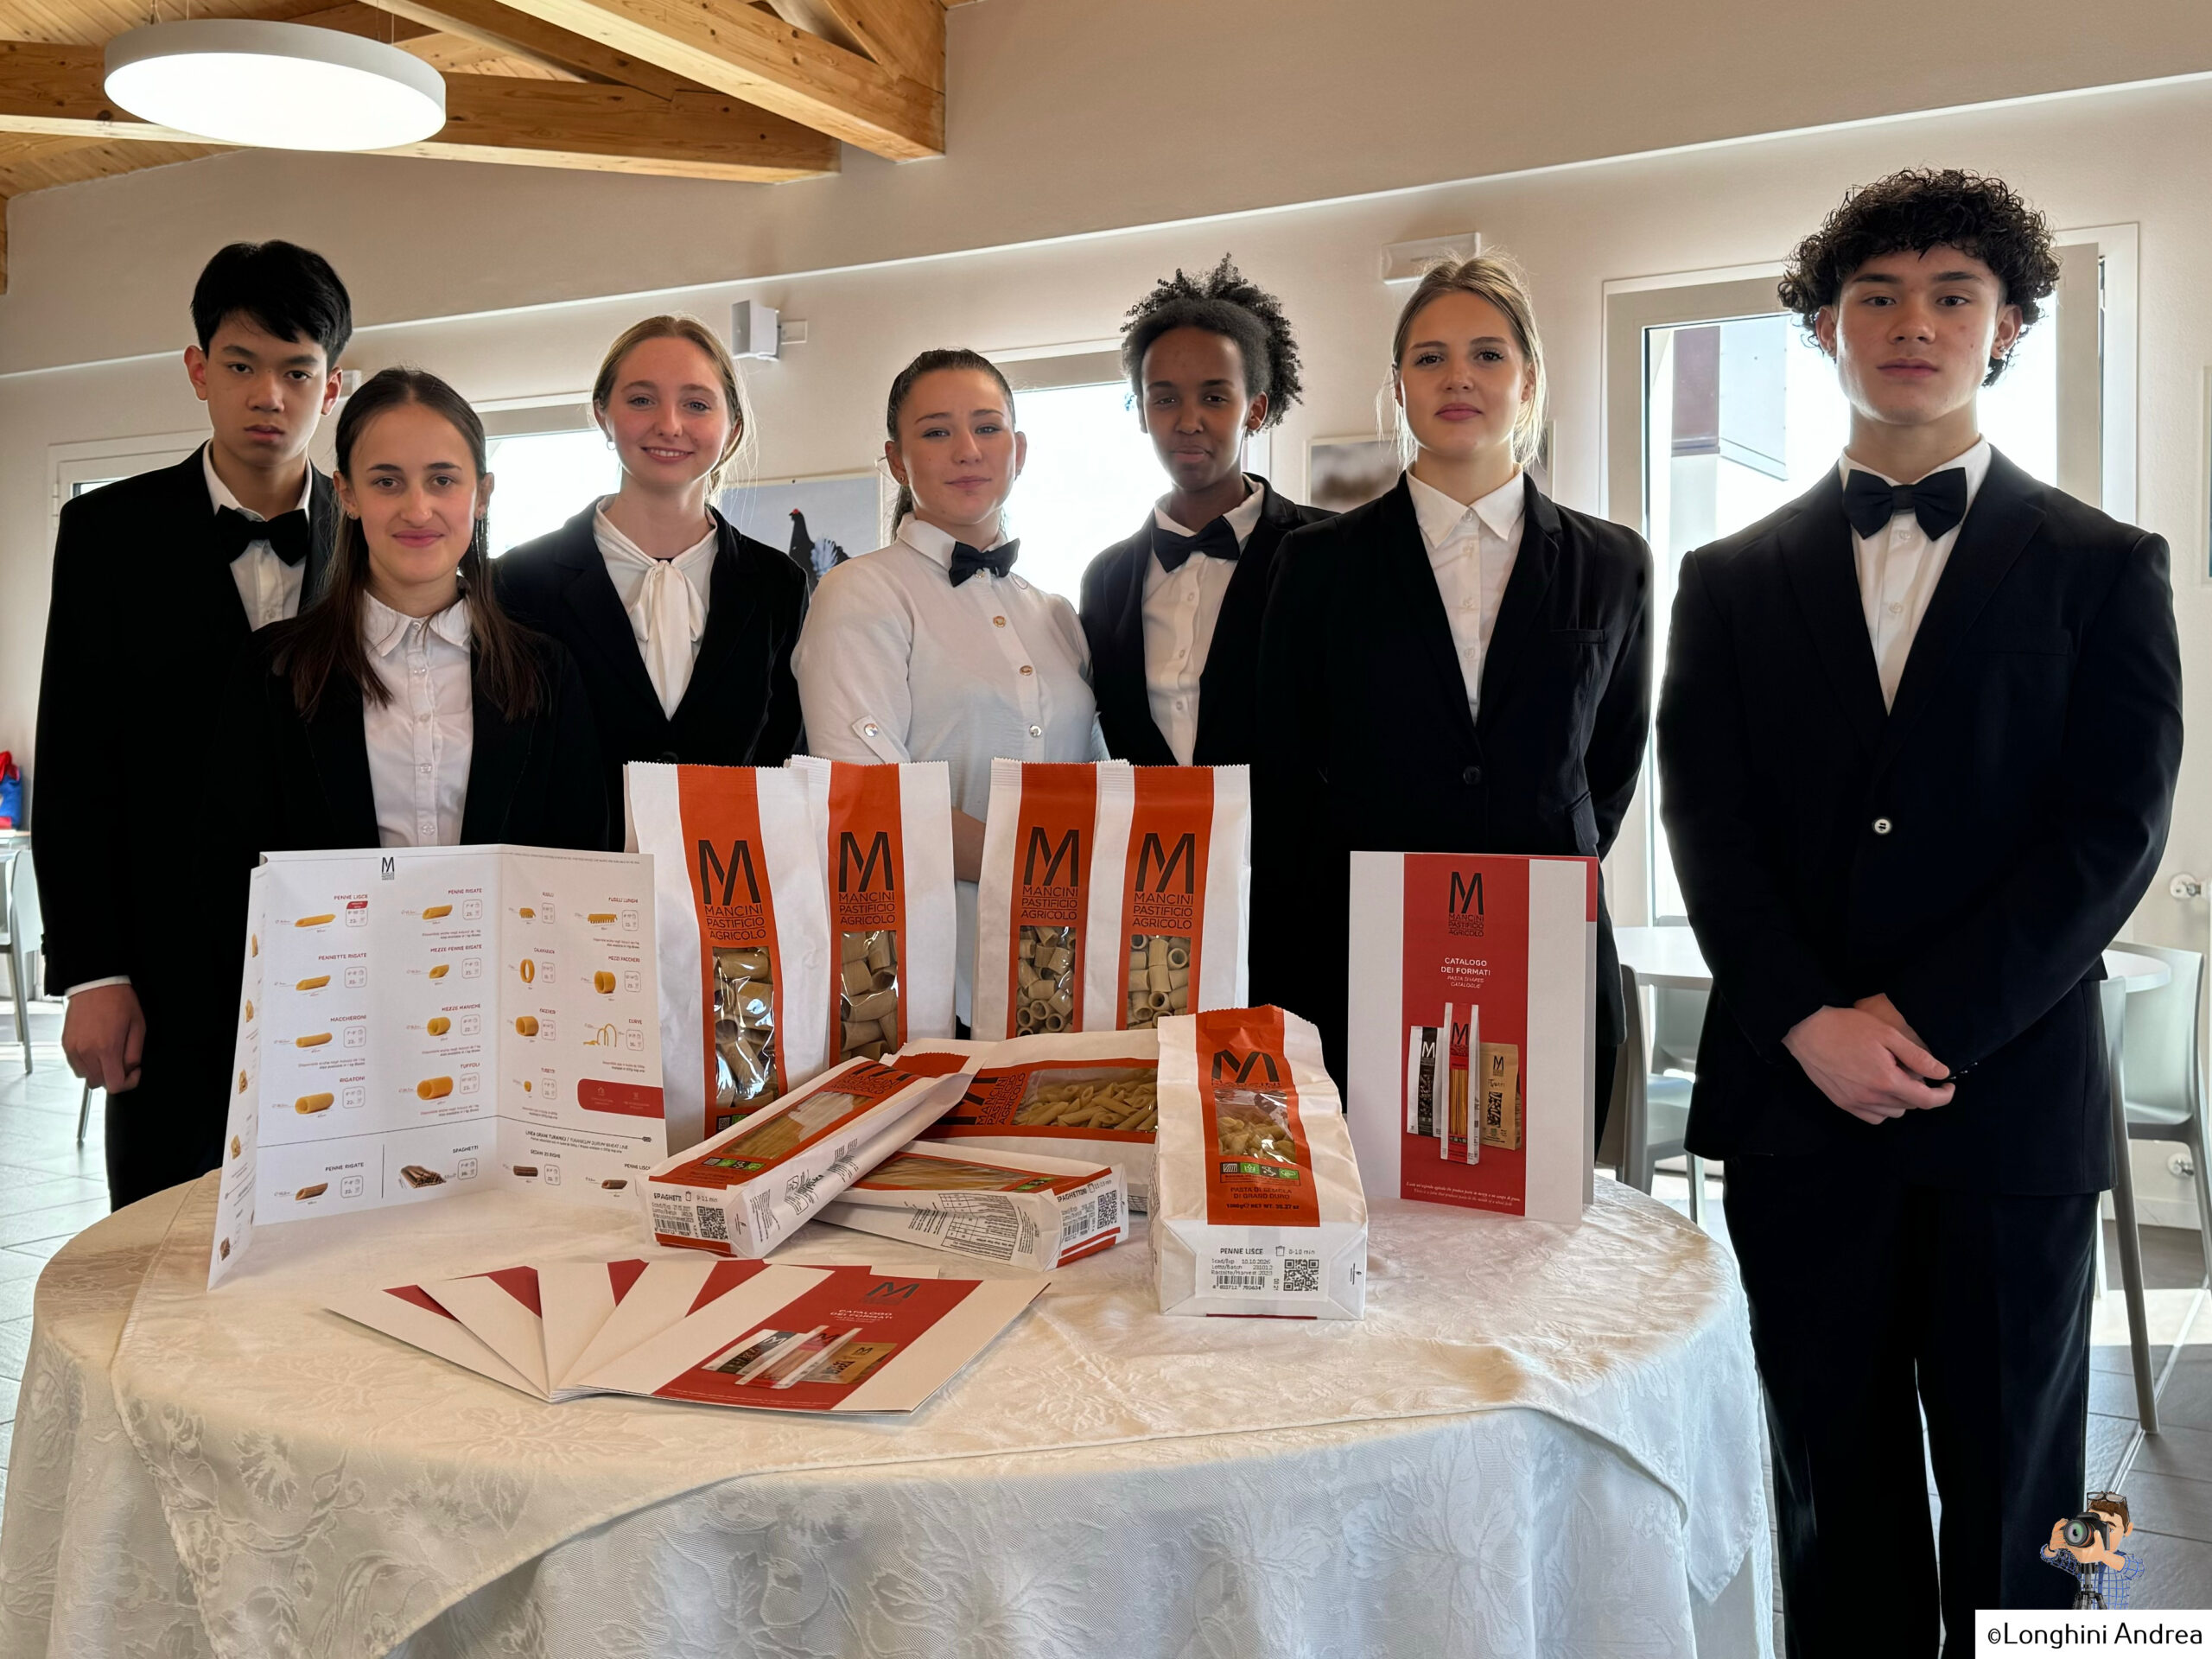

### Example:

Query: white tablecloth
xmin=0 ymin=1173 xmax=1771 ymax=1657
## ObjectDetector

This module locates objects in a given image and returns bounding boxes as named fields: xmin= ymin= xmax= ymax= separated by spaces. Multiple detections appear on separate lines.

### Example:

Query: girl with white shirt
xmin=1255 ymin=256 xmax=1651 ymax=1128
xmin=794 ymin=348 xmax=1104 ymax=1027
xmin=497 ymin=315 xmax=808 ymax=840
xmin=223 ymin=368 xmax=606 ymax=872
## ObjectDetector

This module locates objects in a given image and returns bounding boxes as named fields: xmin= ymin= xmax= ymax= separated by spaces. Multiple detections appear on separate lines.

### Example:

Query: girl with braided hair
xmin=1078 ymin=256 xmax=1332 ymax=767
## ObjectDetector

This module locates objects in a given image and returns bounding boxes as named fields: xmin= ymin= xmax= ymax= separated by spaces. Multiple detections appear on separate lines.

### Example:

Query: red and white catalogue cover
xmin=1344 ymin=852 xmax=1597 ymax=1224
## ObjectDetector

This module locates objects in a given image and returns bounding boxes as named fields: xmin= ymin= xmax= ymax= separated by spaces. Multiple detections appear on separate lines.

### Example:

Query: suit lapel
xmin=1473 ymin=475 xmax=1558 ymax=725
xmin=1874 ymin=451 xmax=2044 ymax=770
xmin=302 ymin=674 xmax=380 ymax=847
xmin=673 ymin=519 xmax=760 ymax=724
xmin=556 ymin=510 xmax=663 ymax=722
xmin=1376 ymin=478 xmax=1481 ymax=749
xmin=461 ymin=658 xmax=533 ymax=843
xmin=305 ymin=469 xmax=338 ymax=605
xmin=1778 ymin=471 xmax=1889 ymax=756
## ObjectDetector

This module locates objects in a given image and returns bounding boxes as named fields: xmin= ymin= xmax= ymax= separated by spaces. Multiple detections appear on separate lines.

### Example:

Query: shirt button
xmin=1462 ymin=766 xmax=1483 ymax=786
xmin=1019 ymin=664 xmax=1033 ymax=676
xmin=419 ymin=764 xmax=432 ymax=775
xmin=1028 ymin=725 xmax=1042 ymax=738
xmin=993 ymin=616 xmax=1007 ymax=627
xmin=1887 ymin=602 xmax=1903 ymax=616
xmin=861 ymin=723 xmax=879 ymax=738
xmin=1872 ymin=817 xmax=1893 ymax=836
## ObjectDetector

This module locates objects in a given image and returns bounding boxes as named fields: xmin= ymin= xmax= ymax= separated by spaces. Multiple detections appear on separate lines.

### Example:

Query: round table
xmin=0 ymin=1173 xmax=1774 ymax=1659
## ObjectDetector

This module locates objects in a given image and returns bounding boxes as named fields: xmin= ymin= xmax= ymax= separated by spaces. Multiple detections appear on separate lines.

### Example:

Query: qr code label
xmin=1281 ymin=1255 xmax=1321 ymax=1294
xmin=696 ymin=1205 xmax=731 ymax=1242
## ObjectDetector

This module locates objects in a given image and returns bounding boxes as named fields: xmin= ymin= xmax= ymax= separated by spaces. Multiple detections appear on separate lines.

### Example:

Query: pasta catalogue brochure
xmin=212 ymin=845 xmax=666 ymax=1288
xmin=1344 ymin=853 xmax=1598 ymax=1224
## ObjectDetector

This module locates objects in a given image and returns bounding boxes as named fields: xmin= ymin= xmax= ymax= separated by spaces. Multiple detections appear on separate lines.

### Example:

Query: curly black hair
xmin=1120 ymin=256 xmax=1304 ymax=429
xmin=1777 ymin=168 xmax=2060 ymax=385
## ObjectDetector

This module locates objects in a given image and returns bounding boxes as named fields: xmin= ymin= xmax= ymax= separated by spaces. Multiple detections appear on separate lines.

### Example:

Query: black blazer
xmin=1255 ymin=474 xmax=1652 ymax=1079
xmin=34 ymin=448 xmax=336 ymax=994
xmin=1078 ymin=475 xmax=1332 ymax=765
xmin=1656 ymin=454 xmax=2183 ymax=1193
xmin=494 ymin=504 xmax=807 ymax=837
xmin=223 ymin=623 xmax=608 ymax=866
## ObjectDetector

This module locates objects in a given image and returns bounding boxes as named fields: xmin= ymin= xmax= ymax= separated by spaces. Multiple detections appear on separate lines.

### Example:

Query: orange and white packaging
xmin=972 ymin=760 xmax=1130 ymax=1039
xmin=643 ymin=1057 xmax=978 ymax=1258
xmin=788 ymin=758 xmax=957 ymax=1064
xmin=1151 ymin=1006 xmax=1368 ymax=1320
xmin=1084 ymin=764 xmax=1250 ymax=1031
xmin=817 ymin=1141 xmax=1127 ymax=1271
xmin=626 ymin=762 xmax=833 ymax=1153
xmin=899 ymin=1027 xmax=1161 ymax=1207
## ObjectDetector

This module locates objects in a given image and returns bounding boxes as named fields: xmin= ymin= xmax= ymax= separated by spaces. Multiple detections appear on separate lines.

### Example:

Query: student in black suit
xmin=496 ymin=315 xmax=806 ymax=837
xmin=1656 ymin=170 xmax=2182 ymax=1652
xmin=225 ymin=368 xmax=605 ymax=880
xmin=37 ymin=240 xmax=350 ymax=1208
xmin=1256 ymin=255 xmax=1651 ymax=1132
xmin=1080 ymin=257 xmax=1330 ymax=766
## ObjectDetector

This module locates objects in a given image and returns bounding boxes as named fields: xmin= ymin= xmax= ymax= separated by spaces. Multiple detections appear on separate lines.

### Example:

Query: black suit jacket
xmin=1255 ymin=474 xmax=1652 ymax=1078
xmin=1078 ymin=475 xmax=1332 ymax=765
xmin=222 ymin=625 xmax=608 ymax=867
xmin=1656 ymin=454 xmax=2183 ymax=1193
xmin=494 ymin=505 xmax=807 ymax=840
xmin=34 ymin=448 xmax=336 ymax=994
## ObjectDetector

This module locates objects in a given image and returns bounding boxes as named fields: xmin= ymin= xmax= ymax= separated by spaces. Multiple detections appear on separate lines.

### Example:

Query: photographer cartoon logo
xmin=2041 ymin=1490 xmax=2143 ymax=1609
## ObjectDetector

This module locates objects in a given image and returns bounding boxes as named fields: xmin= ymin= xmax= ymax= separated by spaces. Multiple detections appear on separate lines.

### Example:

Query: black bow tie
xmin=214 ymin=505 xmax=313 ymax=568
xmin=1152 ymin=516 xmax=1242 ymax=574
xmin=1841 ymin=467 xmax=1969 ymax=541
xmin=948 ymin=538 xmax=1019 ymax=587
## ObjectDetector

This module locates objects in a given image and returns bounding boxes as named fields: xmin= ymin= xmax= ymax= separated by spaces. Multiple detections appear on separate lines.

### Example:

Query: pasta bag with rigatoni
xmin=972 ymin=760 xmax=1127 ymax=1040
xmin=626 ymin=763 xmax=832 ymax=1153
xmin=1084 ymin=764 xmax=1250 ymax=1031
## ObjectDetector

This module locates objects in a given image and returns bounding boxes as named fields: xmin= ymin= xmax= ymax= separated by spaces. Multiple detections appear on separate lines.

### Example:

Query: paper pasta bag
xmin=1152 ymin=1006 xmax=1367 ymax=1319
xmin=789 ymin=758 xmax=957 ymax=1065
xmin=1084 ymin=764 xmax=1250 ymax=1031
xmin=818 ymin=1141 xmax=1127 ymax=1272
xmin=973 ymin=760 xmax=1125 ymax=1039
xmin=626 ymin=763 xmax=832 ymax=1153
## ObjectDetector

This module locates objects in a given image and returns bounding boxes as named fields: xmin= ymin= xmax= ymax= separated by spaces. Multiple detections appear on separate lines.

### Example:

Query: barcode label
xmin=1211 ymin=1271 xmax=1268 ymax=1291
xmin=652 ymin=1198 xmax=695 ymax=1237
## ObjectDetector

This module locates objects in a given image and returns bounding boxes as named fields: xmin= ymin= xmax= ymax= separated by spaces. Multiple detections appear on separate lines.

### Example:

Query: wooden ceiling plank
xmin=283 ymin=3 xmax=440 ymax=41
xmin=361 ymin=0 xmax=691 ymax=97
xmin=482 ymin=0 xmax=942 ymax=157
xmin=814 ymin=0 xmax=939 ymax=92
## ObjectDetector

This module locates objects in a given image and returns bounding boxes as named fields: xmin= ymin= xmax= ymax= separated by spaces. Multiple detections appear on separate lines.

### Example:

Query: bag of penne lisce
xmin=898 ymin=1026 xmax=1161 ymax=1207
xmin=643 ymin=1055 xmax=977 ymax=1257
xmin=817 ymin=1141 xmax=1128 ymax=1272
xmin=972 ymin=760 xmax=1119 ymax=1039
xmin=1084 ymin=764 xmax=1251 ymax=1031
xmin=790 ymin=758 xmax=957 ymax=1067
xmin=626 ymin=763 xmax=832 ymax=1153
xmin=1152 ymin=1006 xmax=1367 ymax=1319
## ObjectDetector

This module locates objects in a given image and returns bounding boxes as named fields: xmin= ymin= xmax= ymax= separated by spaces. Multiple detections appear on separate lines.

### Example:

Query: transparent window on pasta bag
xmin=714 ymin=946 xmax=780 ymax=1116
xmin=836 ymin=929 xmax=899 ymax=1062
xmin=1014 ymin=924 xmax=1078 ymax=1036
xmin=1124 ymin=933 xmax=1192 ymax=1030
xmin=1007 ymin=1066 xmax=1159 ymax=1134
xmin=696 ymin=1086 xmax=868 ymax=1171
xmin=1212 ymin=1085 xmax=1303 ymax=1166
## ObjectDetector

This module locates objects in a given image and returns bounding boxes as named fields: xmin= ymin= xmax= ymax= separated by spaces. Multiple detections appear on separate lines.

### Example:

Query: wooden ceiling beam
xmin=361 ymin=0 xmax=689 ymax=97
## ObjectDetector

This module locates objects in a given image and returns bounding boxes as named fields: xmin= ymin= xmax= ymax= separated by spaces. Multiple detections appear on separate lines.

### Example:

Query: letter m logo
xmin=1024 ymin=826 xmax=1081 ymax=887
xmin=839 ymin=830 xmax=895 ymax=893
xmin=1211 ymin=1048 xmax=1281 ymax=1084
xmin=1450 ymin=870 xmax=1484 ymax=916
xmin=696 ymin=838 xmax=761 ymax=906
xmin=1135 ymin=831 xmax=1197 ymax=894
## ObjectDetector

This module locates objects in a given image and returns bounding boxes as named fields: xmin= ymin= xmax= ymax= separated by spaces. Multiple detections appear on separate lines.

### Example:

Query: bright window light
xmin=1002 ymin=381 xmax=1163 ymax=599
xmin=485 ymin=430 xmax=621 ymax=556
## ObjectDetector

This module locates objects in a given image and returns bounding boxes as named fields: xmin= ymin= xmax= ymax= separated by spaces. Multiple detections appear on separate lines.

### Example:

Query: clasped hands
xmin=1783 ymin=994 xmax=1955 ymax=1125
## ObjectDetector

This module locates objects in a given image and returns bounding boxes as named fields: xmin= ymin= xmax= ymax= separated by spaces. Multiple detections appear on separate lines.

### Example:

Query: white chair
xmin=0 ymin=847 xmax=35 ymax=1071
xmin=2113 ymin=941 xmax=2212 ymax=1287
xmin=1600 ymin=963 xmax=1707 ymax=1225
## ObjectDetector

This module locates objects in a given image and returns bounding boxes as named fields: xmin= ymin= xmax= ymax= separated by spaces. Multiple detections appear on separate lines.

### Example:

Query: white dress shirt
xmin=594 ymin=501 xmax=718 ymax=717
xmin=1142 ymin=478 xmax=1266 ymax=765
xmin=1408 ymin=469 xmax=1527 ymax=718
xmin=205 ymin=443 xmax=311 ymax=631
xmin=793 ymin=514 xmax=1107 ymax=1020
xmin=1840 ymin=438 xmax=1993 ymax=709
xmin=360 ymin=594 xmax=474 ymax=849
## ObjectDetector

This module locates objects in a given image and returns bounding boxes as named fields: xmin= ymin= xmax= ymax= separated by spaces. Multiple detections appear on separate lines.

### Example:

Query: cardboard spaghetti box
xmin=1151 ymin=1007 xmax=1367 ymax=1319
xmin=1346 ymin=853 xmax=1595 ymax=1223
xmin=644 ymin=1057 xmax=975 ymax=1256
xmin=818 ymin=1142 xmax=1127 ymax=1271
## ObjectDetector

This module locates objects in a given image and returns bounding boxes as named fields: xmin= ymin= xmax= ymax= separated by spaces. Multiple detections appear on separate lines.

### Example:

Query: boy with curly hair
xmin=1657 ymin=169 xmax=2181 ymax=1649
xmin=1078 ymin=256 xmax=1331 ymax=766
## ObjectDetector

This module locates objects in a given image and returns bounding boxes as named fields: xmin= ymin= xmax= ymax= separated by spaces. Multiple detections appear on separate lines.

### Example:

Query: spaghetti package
xmin=1152 ymin=1006 xmax=1368 ymax=1320
xmin=626 ymin=763 xmax=833 ymax=1153
xmin=643 ymin=1057 xmax=976 ymax=1257
xmin=972 ymin=760 xmax=1116 ymax=1040
xmin=790 ymin=758 xmax=958 ymax=1065
xmin=900 ymin=1027 xmax=1162 ymax=1207
xmin=818 ymin=1141 xmax=1127 ymax=1272
xmin=1084 ymin=765 xmax=1251 ymax=1030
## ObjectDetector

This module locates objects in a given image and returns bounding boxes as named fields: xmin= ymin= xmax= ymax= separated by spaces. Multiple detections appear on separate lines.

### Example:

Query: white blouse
xmin=1408 ymin=468 xmax=1527 ymax=720
xmin=360 ymin=594 xmax=474 ymax=849
xmin=792 ymin=514 xmax=1106 ymax=1020
xmin=1142 ymin=478 xmax=1266 ymax=765
xmin=593 ymin=501 xmax=718 ymax=718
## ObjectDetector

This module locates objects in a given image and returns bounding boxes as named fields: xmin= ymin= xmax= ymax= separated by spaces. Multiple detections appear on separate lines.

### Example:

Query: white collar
xmin=897 ymin=512 xmax=1007 ymax=572
xmin=363 ymin=593 xmax=472 ymax=659
xmin=1154 ymin=476 xmax=1267 ymax=543
xmin=203 ymin=442 xmax=314 ymax=520
xmin=1836 ymin=436 xmax=1994 ymax=500
xmin=593 ymin=499 xmax=721 ymax=571
xmin=1407 ymin=467 xmax=1526 ymax=550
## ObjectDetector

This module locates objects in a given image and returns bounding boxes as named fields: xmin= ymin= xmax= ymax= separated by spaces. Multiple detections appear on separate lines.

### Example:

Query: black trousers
xmin=104 ymin=973 xmax=233 ymax=1210
xmin=1726 ymin=1156 xmax=2094 ymax=1656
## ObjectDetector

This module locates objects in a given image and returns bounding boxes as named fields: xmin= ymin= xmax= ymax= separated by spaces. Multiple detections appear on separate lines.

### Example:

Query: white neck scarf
xmin=595 ymin=505 xmax=714 ymax=718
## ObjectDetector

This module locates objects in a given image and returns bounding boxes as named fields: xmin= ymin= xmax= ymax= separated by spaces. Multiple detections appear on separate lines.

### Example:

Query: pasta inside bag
xmin=626 ymin=763 xmax=833 ymax=1153
xmin=1084 ymin=765 xmax=1252 ymax=1031
xmin=899 ymin=1026 xmax=1162 ymax=1209
xmin=972 ymin=760 xmax=1128 ymax=1039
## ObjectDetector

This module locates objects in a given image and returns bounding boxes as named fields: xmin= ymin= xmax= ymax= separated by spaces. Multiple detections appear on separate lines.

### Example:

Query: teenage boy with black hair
xmin=37 ymin=239 xmax=352 ymax=1207
xmin=1658 ymin=170 xmax=2181 ymax=1650
xmin=1078 ymin=256 xmax=1330 ymax=767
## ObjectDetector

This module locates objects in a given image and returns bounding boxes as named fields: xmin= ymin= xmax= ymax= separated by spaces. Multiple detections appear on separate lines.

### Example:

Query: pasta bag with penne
xmin=972 ymin=760 xmax=1130 ymax=1040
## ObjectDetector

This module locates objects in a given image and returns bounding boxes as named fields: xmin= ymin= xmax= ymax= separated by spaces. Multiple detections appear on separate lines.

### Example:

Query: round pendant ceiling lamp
xmin=105 ymin=18 xmax=446 ymax=150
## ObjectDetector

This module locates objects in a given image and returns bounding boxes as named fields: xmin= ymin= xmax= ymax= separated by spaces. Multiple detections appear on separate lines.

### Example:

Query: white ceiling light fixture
xmin=105 ymin=19 xmax=446 ymax=151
